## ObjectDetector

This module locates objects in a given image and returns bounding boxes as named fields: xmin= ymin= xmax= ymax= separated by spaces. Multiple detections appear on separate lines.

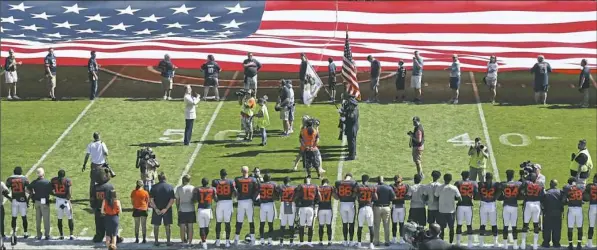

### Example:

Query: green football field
xmin=1 ymin=65 xmax=596 ymax=249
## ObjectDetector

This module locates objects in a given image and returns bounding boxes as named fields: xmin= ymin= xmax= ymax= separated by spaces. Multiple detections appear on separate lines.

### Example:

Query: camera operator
xmin=83 ymin=132 xmax=115 ymax=200
xmin=417 ymin=223 xmax=451 ymax=250
xmin=136 ymin=147 xmax=160 ymax=191
xmin=276 ymin=79 xmax=295 ymax=136
xmin=468 ymin=137 xmax=489 ymax=182
xmin=339 ymin=95 xmax=359 ymax=160
xmin=408 ymin=117 xmax=424 ymax=178
xmin=570 ymin=139 xmax=593 ymax=184
xmin=519 ymin=161 xmax=546 ymax=187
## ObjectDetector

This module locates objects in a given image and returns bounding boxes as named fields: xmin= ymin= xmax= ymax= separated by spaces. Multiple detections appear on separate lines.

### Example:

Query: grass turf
xmin=0 ymin=67 xmax=596 ymax=248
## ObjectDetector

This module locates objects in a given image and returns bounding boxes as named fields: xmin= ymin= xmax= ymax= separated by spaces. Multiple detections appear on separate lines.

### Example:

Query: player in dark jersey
xmin=476 ymin=172 xmax=500 ymax=247
xmin=200 ymin=54 xmax=221 ymax=101
xmin=317 ymin=178 xmax=334 ymax=246
xmin=257 ymin=174 xmax=276 ymax=245
xmin=355 ymin=174 xmax=377 ymax=249
xmin=520 ymin=173 xmax=545 ymax=250
xmin=234 ymin=166 xmax=259 ymax=245
xmin=498 ymin=169 xmax=522 ymax=249
xmin=335 ymin=173 xmax=358 ymax=246
xmin=454 ymin=171 xmax=478 ymax=248
xmin=395 ymin=60 xmax=407 ymax=102
xmin=193 ymin=177 xmax=217 ymax=249
xmin=584 ymin=174 xmax=597 ymax=248
xmin=391 ymin=174 xmax=411 ymax=244
xmin=212 ymin=169 xmax=236 ymax=247
xmin=563 ymin=177 xmax=585 ymax=250
xmin=90 ymin=175 xmax=117 ymax=243
xmin=6 ymin=167 xmax=29 ymax=239
xmin=278 ymin=176 xmax=296 ymax=246
xmin=50 ymin=169 xmax=74 ymax=240
xmin=294 ymin=175 xmax=318 ymax=246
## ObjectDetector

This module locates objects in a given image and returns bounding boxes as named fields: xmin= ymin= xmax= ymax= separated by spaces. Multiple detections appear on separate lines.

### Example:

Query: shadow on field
xmin=223 ymin=149 xmax=298 ymax=157
xmin=123 ymin=98 xmax=165 ymax=102
xmin=271 ymin=176 xmax=304 ymax=182
xmin=543 ymin=104 xmax=596 ymax=110
xmin=260 ymin=168 xmax=295 ymax=174
xmin=130 ymin=142 xmax=180 ymax=147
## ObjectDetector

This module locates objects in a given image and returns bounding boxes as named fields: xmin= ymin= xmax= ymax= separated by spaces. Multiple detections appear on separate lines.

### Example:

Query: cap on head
xmin=220 ymin=168 xmax=228 ymax=177
xmin=537 ymin=55 xmax=545 ymax=62
xmin=534 ymin=164 xmax=542 ymax=171
xmin=579 ymin=139 xmax=587 ymax=148
xmin=322 ymin=178 xmax=329 ymax=185
xmin=367 ymin=55 xmax=373 ymax=61
xmin=164 ymin=54 xmax=170 ymax=60
xmin=345 ymin=173 xmax=353 ymax=179
xmin=475 ymin=137 xmax=481 ymax=143
xmin=412 ymin=116 xmax=420 ymax=122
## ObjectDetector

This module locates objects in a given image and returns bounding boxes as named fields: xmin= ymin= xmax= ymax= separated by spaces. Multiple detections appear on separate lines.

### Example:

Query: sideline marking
xmin=177 ymin=71 xmax=238 ymax=186
xmin=330 ymin=136 xmax=347 ymax=241
xmin=3 ymin=68 xmax=123 ymax=206
xmin=469 ymin=71 xmax=500 ymax=181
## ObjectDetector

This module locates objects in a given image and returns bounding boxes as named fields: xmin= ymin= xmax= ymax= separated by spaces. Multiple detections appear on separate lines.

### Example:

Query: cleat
xmin=343 ymin=241 xmax=348 ymax=247
xmin=214 ymin=239 xmax=220 ymax=246
xmin=357 ymin=242 xmax=361 ymax=248
xmin=391 ymin=238 xmax=397 ymax=244
xmin=202 ymin=242 xmax=207 ymax=249
xmin=369 ymin=243 xmax=375 ymax=249
xmin=225 ymin=240 xmax=231 ymax=248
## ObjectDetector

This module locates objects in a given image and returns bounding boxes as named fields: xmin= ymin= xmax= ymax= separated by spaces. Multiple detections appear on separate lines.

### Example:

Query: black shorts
xmin=303 ymin=150 xmax=321 ymax=170
xmin=132 ymin=209 xmax=148 ymax=218
xmin=449 ymin=77 xmax=461 ymax=90
xmin=178 ymin=211 xmax=197 ymax=224
xmin=395 ymin=79 xmax=405 ymax=90
xmin=427 ymin=210 xmax=439 ymax=225
xmin=205 ymin=77 xmax=219 ymax=87
xmin=570 ymin=170 xmax=589 ymax=179
xmin=534 ymin=84 xmax=549 ymax=92
xmin=437 ymin=213 xmax=455 ymax=228
xmin=151 ymin=209 xmax=173 ymax=226
xmin=408 ymin=208 xmax=426 ymax=226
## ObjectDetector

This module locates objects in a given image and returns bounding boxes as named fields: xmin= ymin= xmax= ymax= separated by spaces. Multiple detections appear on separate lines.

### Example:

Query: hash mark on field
xmin=331 ymin=136 xmax=347 ymax=241
xmin=469 ymin=72 xmax=500 ymax=181
xmin=177 ymin=71 xmax=239 ymax=186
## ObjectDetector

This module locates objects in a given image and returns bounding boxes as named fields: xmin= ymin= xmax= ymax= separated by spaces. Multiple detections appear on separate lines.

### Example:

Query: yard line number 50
xmin=447 ymin=133 xmax=531 ymax=147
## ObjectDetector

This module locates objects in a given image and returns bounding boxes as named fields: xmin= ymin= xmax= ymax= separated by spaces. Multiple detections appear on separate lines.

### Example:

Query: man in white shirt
xmin=183 ymin=85 xmax=200 ymax=146
xmin=435 ymin=173 xmax=461 ymax=244
xmin=82 ymin=132 xmax=109 ymax=198
xmin=175 ymin=175 xmax=195 ymax=247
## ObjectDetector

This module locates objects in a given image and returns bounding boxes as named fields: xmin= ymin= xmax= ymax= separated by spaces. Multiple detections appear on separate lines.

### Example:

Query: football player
xmin=6 ymin=167 xmax=29 ymax=239
xmin=500 ymin=169 xmax=522 ymax=249
xmin=278 ymin=177 xmax=296 ymax=246
xmin=477 ymin=172 xmax=500 ymax=247
xmin=317 ymin=178 xmax=334 ymax=246
xmin=212 ymin=169 xmax=236 ymax=247
xmin=563 ymin=177 xmax=584 ymax=250
xmin=335 ymin=173 xmax=358 ymax=246
xmin=257 ymin=174 xmax=276 ymax=245
xmin=520 ymin=173 xmax=545 ymax=250
xmin=584 ymin=174 xmax=597 ymax=248
xmin=234 ymin=166 xmax=259 ymax=245
xmin=294 ymin=175 xmax=318 ymax=246
xmin=454 ymin=171 xmax=478 ymax=248
xmin=391 ymin=174 xmax=411 ymax=244
xmin=50 ymin=169 xmax=74 ymax=240
xmin=193 ymin=177 xmax=217 ymax=250
xmin=355 ymin=174 xmax=377 ymax=249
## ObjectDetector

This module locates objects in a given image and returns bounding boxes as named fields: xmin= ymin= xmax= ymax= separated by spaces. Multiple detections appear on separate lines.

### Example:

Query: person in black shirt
xmin=90 ymin=176 xmax=115 ymax=243
xmin=317 ymin=178 xmax=334 ymax=246
xmin=542 ymin=179 xmax=563 ymax=248
xmin=374 ymin=176 xmax=395 ymax=246
xmin=579 ymin=59 xmax=593 ymax=108
xmin=367 ymin=55 xmax=381 ymax=103
xmin=150 ymin=172 xmax=176 ymax=246
xmin=201 ymin=54 xmax=221 ymax=101
xmin=243 ymin=52 xmax=262 ymax=97
xmin=343 ymin=96 xmax=359 ymax=160
xmin=395 ymin=60 xmax=407 ymax=102
xmin=299 ymin=53 xmax=308 ymax=101
xmin=418 ymin=223 xmax=451 ymax=250
xmin=88 ymin=51 xmax=100 ymax=100
xmin=27 ymin=168 xmax=52 ymax=240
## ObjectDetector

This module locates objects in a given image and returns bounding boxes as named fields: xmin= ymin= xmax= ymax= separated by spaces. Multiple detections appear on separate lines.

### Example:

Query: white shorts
xmin=237 ymin=199 xmax=254 ymax=223
xmin=568 ymin=207 xmax=583 ymax=228
xmin=279 ymin=202 xmax=296 ymax=226
xmin=5 ymin=71 xmax=17 ymax=84
xmin=503 ymin=206 xmax=518 ymax=227
xmin=411 ymin=75 xmax=422 ymax=89
xmin=216 ymin=200 xmax=233 ymax=223
xmin=260 ymin=202 xmax=276 ymax=222
xmin=523 ymin=201 xmax=541 ymax=223
xmin=358 ymin=206 xmax=374 ymax=227
xmin=486 ymin=76 xmax=497 ymax=87
xmin=392 ymin=206 xmax=406 ymax=223
xmin=589 ymin=205 xmax=597 ymax=227
xmin=457 ymin=206 xmax=473 ymax=225
xmin=197 ymin=208 xmax=212 ymax=228
xmin=55 ymin=197 xmax=73 ymax=220
xmin=479 ymin=201 xmax=497 ymax=226
xmin=318 ymin=209 xmax=333 ymax=225
xmin=11 ymin=200 xmax=27 ymax=217
xmin=299 ymin=207 xmax=315 ymax=227
xmin=340 ymin=202 xmax=355 ymax=223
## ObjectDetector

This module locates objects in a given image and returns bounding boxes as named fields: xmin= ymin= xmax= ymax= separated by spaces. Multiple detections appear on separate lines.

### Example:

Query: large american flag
xmin=1 ymin=1 xmax=595 ymax=72
xmin=342 ymin=30 xmax=360 ymax=99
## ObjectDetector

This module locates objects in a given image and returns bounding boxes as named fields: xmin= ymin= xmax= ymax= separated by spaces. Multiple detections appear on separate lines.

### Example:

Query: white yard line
xmin=469 ymin=71 xmax=500 ymax=181
xmin=177 ymin=71 xmax=238 ymax=186
xmin=330 ymin=136 xmax=348 ymax=241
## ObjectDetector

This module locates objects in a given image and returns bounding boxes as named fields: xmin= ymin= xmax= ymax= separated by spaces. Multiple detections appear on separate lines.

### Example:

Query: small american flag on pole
xmin=342 ymin=29 xmax=360 ymax=100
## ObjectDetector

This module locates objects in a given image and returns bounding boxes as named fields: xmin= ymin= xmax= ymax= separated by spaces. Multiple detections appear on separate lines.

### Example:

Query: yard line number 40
xmin=447 ymin=133 xmax=532 ymax=147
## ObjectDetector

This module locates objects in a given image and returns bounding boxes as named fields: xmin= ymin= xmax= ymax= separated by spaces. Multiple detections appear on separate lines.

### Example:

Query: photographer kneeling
xmin=405 ymin=222 xmax=451 ymax=250
xmin=275 ymin=79 xmax=295 ymax=136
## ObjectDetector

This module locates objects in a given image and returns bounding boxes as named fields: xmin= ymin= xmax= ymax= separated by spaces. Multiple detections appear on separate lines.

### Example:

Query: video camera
xmin=305 ymin=117 xmax=320 ymax=128
xmin=403 ymin=221 xmax=436 ymax=248
xmin=519 ymin=160 xmax=538 ymax=181
xmin=235 ymin=88 xmax=250 ymax=97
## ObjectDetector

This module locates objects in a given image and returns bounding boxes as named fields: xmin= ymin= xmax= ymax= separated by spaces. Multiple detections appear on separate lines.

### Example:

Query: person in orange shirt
xmin=300 ymin=117 xmax=324 ymax=178
xmin=101 ymin=190 xmax=121 ymax=250
xmin=130 ymin=180 xmax=149 ymax=243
